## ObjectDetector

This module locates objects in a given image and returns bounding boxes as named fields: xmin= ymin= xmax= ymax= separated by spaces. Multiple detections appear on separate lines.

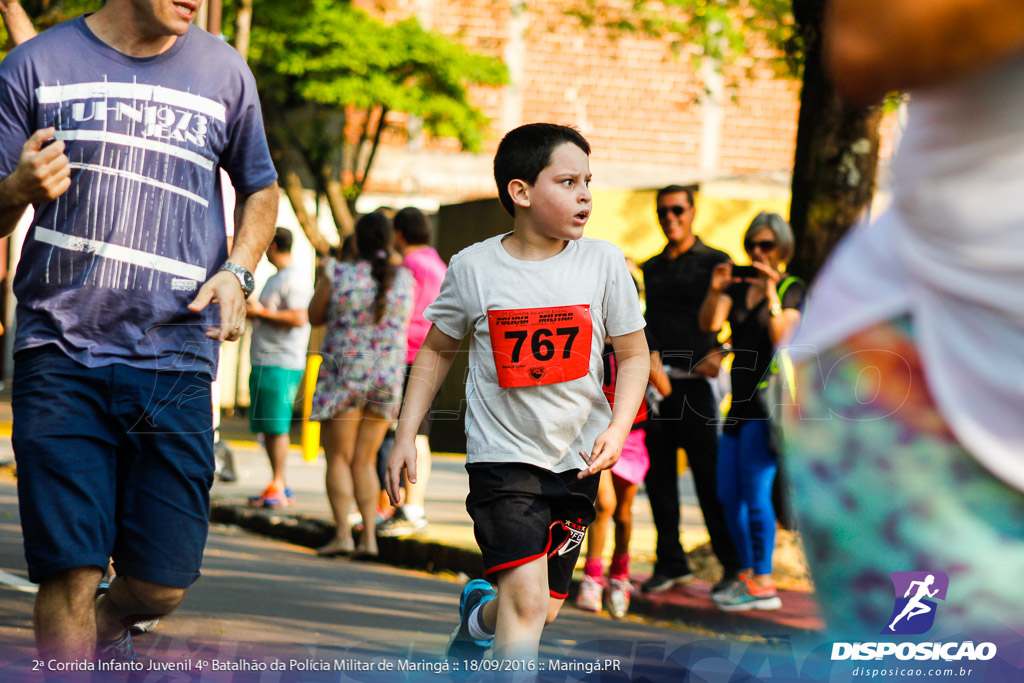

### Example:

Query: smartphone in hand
xmin=731 ymin=265 xmax=760 ymax=279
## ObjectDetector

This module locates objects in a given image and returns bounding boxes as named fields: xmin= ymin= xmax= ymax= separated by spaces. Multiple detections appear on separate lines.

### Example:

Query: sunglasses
xmin=745 ymin=239 xmax=777 ymax=253
xmin=657 ymin=205 xmax=690 ymax=220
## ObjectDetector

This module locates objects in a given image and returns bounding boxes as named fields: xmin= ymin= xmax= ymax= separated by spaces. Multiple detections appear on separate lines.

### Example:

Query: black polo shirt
xmin=642 ymin=237 xmax=730 ymax=372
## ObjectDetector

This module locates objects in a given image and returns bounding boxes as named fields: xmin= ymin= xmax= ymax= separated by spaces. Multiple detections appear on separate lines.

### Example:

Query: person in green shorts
xmin=247 ymin=228 xmax=313 ymax=508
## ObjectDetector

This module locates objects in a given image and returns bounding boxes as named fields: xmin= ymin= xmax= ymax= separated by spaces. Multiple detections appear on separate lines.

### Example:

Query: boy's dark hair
xmin=355 ymin=211 xmax=398 ymax=324
xmin=271 ymin=227 xmax=293 ymax=253
xmin=394 ymin=207 xmax=431 ymax=246
xmin=494 ymin=123 xmax=591 ymax=217
xmin=655 ymin=184 xmax=695 ymax=207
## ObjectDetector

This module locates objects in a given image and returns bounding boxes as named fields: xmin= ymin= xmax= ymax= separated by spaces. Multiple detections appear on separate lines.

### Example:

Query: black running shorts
xmin=466 ymin=462 xmax=599 ymax=598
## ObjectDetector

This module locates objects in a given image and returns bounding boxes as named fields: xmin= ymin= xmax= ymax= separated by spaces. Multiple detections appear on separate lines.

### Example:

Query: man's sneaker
xmin=640 ymin=571 xmax=695 ymax=594
xmin=95 ymin=630 xmax=136 ymax=662
xmin=606 ymin=578 xmax=631 ymax=619
xmin=376 ymin=507 xmax=429 ymax=537
xmin=715 ymin=576 xmax=782 ymax=611
xmin=575 ymin=575 xmax=603 ymax=613
xmin=446 ymin=579 xmax=496 ymax=662
xmin=248 ymin=484 xmax=294 ymax=509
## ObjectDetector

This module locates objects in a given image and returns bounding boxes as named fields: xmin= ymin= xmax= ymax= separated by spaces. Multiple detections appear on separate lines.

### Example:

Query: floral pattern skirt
xmin=310 ymin=348 xmax=405 ymax=422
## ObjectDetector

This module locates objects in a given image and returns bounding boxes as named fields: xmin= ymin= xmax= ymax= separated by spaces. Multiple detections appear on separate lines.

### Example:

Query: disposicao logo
xmin=884 ymin=571 xmax=948 ymax=635
xmin=831 ymin=570 xmax=998 ymax=663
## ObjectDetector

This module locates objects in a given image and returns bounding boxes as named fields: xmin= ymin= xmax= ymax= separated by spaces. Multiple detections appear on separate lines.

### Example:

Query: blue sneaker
xmin=446 ymin=579 xmax=496 ymax=662
xmin=95 ymin=630 xmax=136 ymax=662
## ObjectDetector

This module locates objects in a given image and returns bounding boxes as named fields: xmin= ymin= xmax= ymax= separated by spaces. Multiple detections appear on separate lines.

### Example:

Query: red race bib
xmin=487 ymin=304 xmax=593 ymax=388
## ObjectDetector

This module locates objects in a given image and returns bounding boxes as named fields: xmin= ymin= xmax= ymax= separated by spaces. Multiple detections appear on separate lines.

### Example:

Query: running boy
xmin=386 ymin=123 xmax=649 ymax=662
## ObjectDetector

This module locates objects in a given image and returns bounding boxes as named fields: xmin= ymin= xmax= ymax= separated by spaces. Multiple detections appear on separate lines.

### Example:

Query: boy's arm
xmin=385 ymin=324 xmax=463 ymax=504
xmin=580 ymin=328 xmax=649 ymax=478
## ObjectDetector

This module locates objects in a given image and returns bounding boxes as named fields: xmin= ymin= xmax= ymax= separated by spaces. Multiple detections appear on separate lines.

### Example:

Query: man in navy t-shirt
xmin=0 ymin=0 xmax=278 ymax=662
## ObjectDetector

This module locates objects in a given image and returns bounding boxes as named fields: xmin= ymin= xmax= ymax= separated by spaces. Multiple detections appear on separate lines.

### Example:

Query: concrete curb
xmin=210 ymin=504 xmax=487 ymax=579
xmin=210 ymin=502 xmax=822 ymax=637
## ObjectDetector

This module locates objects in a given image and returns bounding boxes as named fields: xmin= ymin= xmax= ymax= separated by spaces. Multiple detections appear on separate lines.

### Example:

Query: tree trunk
xmin=233 ymin=0 xmax=252 ymax=62
xmin=323 ymin=176 xmax=355 ymax=237
xmin=788 ymin=0 xmax=884 ymax=282
xmin=265 ymin=107 xmax=333 ymax=255
xmin=276 ymin=145 xmax=331 ymax=256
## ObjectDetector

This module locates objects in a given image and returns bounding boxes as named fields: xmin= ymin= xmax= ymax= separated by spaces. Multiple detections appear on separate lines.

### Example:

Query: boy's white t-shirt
xmin=425 ymin=234 xmax=646 ymax=473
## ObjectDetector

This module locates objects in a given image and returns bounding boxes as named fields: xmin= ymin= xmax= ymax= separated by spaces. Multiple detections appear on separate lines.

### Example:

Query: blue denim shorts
xmin=13 ymin=345 xmax=214 ymax=587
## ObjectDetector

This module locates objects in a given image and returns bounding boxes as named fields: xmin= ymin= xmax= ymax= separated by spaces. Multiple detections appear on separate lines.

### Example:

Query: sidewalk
xmin=214 ymin=410 xmax=824 ymax=636
xmin=0 ymin=384 xmax=822 ymax=635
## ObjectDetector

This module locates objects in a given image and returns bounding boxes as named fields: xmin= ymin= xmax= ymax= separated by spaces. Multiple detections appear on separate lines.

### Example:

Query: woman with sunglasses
xmin=697 ymin=212 xmax=804 ymax=611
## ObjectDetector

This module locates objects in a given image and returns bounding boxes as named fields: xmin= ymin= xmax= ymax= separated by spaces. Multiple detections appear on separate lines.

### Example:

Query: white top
xmin=791 ymin=53 xmax=1024 ymax=492
xmin=250 ymin=265 xmax=313 ymax=371
xmin=425 ymin=235 xmax=646 ymax=472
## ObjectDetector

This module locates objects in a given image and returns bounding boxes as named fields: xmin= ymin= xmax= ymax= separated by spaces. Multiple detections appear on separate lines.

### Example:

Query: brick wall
xmin=353 ymin=0 xmax=898 ymax=197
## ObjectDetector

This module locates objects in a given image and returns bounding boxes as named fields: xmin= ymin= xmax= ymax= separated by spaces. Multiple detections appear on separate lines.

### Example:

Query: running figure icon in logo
xmin=884 ymin=571 xmax=949 ymax=635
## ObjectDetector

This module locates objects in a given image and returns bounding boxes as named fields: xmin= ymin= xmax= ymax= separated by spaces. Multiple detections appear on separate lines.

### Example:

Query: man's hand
xmin=246 ymin=298 xmax=266 ymax=319
xmin=10 ymin=128 xmax=71 ymax=204
xmin=187 ymin=270 xmax=247 ymax=341
xmin=578 ymin=425 xmax=629 ymax=479
xmin=709 ymin=262 xmax=734 ymax=294
xmin=385 ymin=439 xmax=418 ymax=506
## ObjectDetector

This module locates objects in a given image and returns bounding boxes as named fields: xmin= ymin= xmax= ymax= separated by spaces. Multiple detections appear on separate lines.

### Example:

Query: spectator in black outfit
xmin=640 ymin=185 xmax=742 ymax=594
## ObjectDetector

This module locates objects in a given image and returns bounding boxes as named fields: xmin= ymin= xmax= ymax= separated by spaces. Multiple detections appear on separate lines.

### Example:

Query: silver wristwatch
xmin=219 ymin=262 xmax=255 ymax=297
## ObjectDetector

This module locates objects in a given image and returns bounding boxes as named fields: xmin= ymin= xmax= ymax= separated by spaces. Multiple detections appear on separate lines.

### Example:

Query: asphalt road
xmin=0 ymin=479 xmax=791 ymax=683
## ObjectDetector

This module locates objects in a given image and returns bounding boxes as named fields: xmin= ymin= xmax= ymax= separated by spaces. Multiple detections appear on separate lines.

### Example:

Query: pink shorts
xmin=610 ymin=428 xmax=649 ymax=485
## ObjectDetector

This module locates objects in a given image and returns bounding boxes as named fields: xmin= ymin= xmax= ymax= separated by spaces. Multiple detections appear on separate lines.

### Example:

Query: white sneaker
xmin=575 ymin=575 xmax=603 ymax=613
xmin=130 ymin=618 xmax=160 ymax=634
xmin=607 ymin=578 xmax=631 ymax=619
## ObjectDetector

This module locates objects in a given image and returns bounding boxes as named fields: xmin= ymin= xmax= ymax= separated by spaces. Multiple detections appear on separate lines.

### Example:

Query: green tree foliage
xmin=228 ymin=0 xmax=507 ymax=246
xmin=562 ymin=0 xmax=798 ymax=84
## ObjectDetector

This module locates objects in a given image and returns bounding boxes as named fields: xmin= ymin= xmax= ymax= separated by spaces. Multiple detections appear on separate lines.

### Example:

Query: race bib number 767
xmin=487 ymin=304 xmax=593 ymax=388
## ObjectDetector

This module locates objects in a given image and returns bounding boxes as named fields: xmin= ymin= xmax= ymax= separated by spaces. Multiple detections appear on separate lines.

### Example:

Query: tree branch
xmin=233 ymin=0 xmax=252 ymax=62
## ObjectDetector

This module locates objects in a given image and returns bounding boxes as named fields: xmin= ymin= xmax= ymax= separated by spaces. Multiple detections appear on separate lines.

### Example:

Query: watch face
xmin=222 ymin=263 xmax=255 ymax=295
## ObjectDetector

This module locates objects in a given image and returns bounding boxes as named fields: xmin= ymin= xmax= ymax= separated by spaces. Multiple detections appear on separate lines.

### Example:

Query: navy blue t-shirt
xmin=0 ymin=17 xmax=278 ymax=375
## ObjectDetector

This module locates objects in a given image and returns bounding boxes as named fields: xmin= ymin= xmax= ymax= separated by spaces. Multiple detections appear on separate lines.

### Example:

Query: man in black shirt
xmin=641 ymin=185 xmax=741 ymax=593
